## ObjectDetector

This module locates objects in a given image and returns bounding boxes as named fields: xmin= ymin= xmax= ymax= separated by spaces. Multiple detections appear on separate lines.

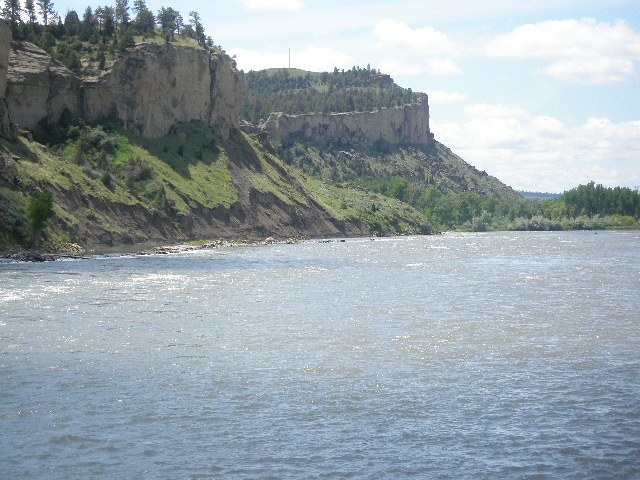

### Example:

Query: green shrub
xmin=26 ymin=190 xmax=55 ymax=247
xmin=0 ymin=190 xmax=28 ymax=244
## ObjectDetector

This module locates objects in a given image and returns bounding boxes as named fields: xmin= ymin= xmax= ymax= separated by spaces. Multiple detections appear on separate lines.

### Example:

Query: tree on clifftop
xmin=114 ymin=0 xmax=129 ymax=29
xmin=24 ymin=0 xmax=36 ymax=26
xmin=189 ymin=10 xmax=205 ymax=45
xmin=2 ymin=0 xmax=22 ymax=33
xmin=36 ymin=0 xmax=54 ymax=26
xmin=157 ymin=6 xmax=179 ymax=40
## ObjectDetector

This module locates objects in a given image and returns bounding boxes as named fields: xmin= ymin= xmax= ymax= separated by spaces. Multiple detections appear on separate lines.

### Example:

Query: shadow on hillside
xmin=221 ymin=129 xmax=264 ymax=172
xmin=128 ymin=122 xmax=221 ymax=179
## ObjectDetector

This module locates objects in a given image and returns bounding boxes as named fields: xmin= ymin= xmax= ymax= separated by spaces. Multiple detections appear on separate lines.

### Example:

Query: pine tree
xmin=189 ymin=11 xmax=205 ymax=45
xmin=3 ymin=0 xmax=22 ymax=33
xmin=24 ymin=0 xmax=35 ymax=24
xmin=36 ymin=0 xmax=54 ymax=26
xmin=157 ymin=7 xmax=179 ymax=40
xmin=114 ymin=0 xmax=129 ymax=29
xmin=132 ymin=0 xmax=145 ymax=14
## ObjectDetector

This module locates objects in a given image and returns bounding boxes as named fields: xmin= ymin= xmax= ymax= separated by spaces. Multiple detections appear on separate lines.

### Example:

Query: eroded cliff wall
xmin=0 ymin=21 xmax=10 ymax=96
xmin=262 ymin=95 xmax=434 ymax=148
xmin=4 ymin=42 xmax=242 ymax=139
xmin=6 ymin=42 xmax=82 ymax=129
xmin=0 ymin=20 xmax=13 ymax=139
xmin=83 ymin=43 xmax=241 ymax=138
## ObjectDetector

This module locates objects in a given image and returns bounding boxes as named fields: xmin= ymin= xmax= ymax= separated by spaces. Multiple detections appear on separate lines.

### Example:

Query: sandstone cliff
xmin=83 ymin=43 xmax=241 ymax=138
xmin=4 ymin=41 xmax=242 ymax=139
xmin=0 ymin=20 xmax=13 ymax=139
xmin=262 ymin=95 xmax=434 ymax=149
xmin=6 ymin=41 xmax=82 ymax=129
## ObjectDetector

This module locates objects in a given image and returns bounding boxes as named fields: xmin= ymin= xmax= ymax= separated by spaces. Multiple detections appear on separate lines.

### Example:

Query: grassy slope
xmin=278 ymin=139 xmax=520 ymax=200
xmin=1 ymin=122 xmax=431 ymax=251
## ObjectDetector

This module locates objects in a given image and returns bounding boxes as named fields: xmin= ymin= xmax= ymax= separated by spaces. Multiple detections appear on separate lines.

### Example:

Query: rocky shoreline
xmin=1 ymin=236 xmax=319 ymax=262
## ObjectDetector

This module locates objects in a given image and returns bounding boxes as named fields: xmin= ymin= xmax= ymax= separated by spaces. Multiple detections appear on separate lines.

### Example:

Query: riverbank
xmin=1 ymin=235 xmax=342 ymax=262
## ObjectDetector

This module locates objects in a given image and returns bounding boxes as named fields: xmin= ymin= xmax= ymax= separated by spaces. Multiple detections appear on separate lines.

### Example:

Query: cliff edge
xmin=4 ymin=41 xmax=242 ymax=139
xmin=262 ymin=95 xmax=434 ymax=149
xmin=0 ymin=20 xmax=13 ymax=140
xmin=83 ymin=43 xmax=241 ymax=138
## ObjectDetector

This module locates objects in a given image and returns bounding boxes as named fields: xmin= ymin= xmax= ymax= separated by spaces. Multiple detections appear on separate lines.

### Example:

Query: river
xmin=1 ymin=231 xmax=639 ymax=479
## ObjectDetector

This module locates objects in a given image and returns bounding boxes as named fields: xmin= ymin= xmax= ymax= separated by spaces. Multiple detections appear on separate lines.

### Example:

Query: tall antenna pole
xmin=288 ymin=48 xmax=291 ymax=69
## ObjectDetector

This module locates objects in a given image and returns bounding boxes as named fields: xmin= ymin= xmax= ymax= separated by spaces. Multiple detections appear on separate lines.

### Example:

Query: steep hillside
xmin=243 ymin=67 xmax=520 ymax=201
xmin=275 ymin=139 xmax=519 ymax=200
xmin=0 ymin=121 xmax=432 ymax=251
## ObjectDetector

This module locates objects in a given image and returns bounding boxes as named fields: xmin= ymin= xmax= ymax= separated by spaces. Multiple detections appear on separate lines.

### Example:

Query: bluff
xmin=0 ymin=20 xmax=12 ymax=139
xmin=262 ymin=95 xmax=434 ymax=149
xmin=82 ymin=43 xmax=241 ymax=138
xmin=4 ymin=40 xmax=241 ymax=139
xmin=1 ymin=28 xmax=431 ymax=251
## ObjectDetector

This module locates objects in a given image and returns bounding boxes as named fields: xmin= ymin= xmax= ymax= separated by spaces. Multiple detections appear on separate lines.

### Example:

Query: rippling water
xmin=1 ymin=231 xmax=639 ymax=479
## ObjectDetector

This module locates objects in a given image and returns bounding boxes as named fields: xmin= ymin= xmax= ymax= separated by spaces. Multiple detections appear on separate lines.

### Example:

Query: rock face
xmin=83 ymin=43 xmax=241 ymax=138
xmin=262 ymin=95 xmax=434 ymax=148
xmin=6 ymin=42 xmax=82 ymax=129
xmin=0 ymin=21 xmax=10 ymax=96
xmin=5 ymin=41 xmax=242 ymax=139
xmin=0 ymin=20 xmax=14 ymax=139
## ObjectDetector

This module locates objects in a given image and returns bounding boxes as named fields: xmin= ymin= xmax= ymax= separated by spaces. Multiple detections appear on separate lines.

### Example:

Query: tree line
xmin=2 ymin=0 xmax=214 ymax=74
xmin=360 ymin=179 xmax=640 ymax=231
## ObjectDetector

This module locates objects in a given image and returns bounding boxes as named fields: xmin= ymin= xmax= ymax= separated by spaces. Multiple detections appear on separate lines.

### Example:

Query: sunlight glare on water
xmin=1 ymin=231 xmax=639 ymax=479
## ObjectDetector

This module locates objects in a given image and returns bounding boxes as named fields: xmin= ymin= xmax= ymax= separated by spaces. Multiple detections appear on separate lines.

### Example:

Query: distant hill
xmin=241 ymin=67 xmax=521 ymax=202
xmin=240 ymin=66 xmax=418 ymax=124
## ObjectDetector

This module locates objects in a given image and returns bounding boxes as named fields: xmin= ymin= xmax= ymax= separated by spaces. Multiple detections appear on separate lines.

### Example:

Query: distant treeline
xmin=241 ymin=66 xmax=419 ymax=123
xmin=360 ymin=179 xmax=640 ymax=231
xmin=2 ymin=0 xmax=214 ymax=74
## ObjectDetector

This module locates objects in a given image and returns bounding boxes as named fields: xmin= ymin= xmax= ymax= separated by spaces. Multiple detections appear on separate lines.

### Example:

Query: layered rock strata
xmin=6 ymin=41 xmax=81 ymax=129
xmin=83 ymin=43 xmax=241 ymax=138
xmin=262 ymin=95 xmax=434 ymax=148
xmin=0 ymin=20 xmax=14 ymax=139
xmin=5 ymin=41 xmax=242 ymax=139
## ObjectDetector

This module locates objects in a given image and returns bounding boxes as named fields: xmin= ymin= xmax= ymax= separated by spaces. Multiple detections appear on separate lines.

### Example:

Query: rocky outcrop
xmin=0 ymin=20 xmax=14 ymax=140
xmin=0 ymin=21 xmax=10 ymax=96
xmin=83 ymin=43 xmax=241 ymax=138
xmin=262 ymin=95 xmax=434 ymax=149
xmin=4 ymin=41 xmax=242 ymax=139
xmin=6 ymin=42 xmax=82 ymax=129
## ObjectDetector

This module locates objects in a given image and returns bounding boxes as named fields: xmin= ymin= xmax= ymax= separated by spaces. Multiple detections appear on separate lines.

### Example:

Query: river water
xmin=1 ymin=231 xmax=639 ymax=479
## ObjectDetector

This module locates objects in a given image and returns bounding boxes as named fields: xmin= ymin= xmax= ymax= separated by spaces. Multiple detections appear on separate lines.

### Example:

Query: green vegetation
xmin=1 ymin=113 xmax=435 ymax=250
xmin=276 ymin=140 xmax=518 ymax=201
xmin=374 ymin=182 xmax=640 ymax=232
xmin=0 ymin=188 xmax=28 ymax=245
xmin=0 ymin=118 xmax=242 ymax=248
xmin=304 ymin=178 xmax=433 ymax=236
xmin=240 ymin=66 xmax=418 ymax=123
xmin=3 ymin=0 xmax=218 ymax=76
xmin=2 ymin=7 xmax=637 ymax=247
xmin=26 ymin=189 xmax=54 ymax=247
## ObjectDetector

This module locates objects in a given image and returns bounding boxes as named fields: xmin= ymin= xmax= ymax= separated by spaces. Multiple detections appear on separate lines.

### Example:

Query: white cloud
xmin=240 ymin=0 xmax=304 ymax=10
xmin=379 ymin=58 xmax=464 ymax=77
xmin=374 ymin=19 xmax=458 ymax=55
xmin=428 ymin=91 xmax=470 ymax=103
xmin=229 ymin=46 xmax=353 ymax=72
xmin=379 ymin=60 xmax=423 ymax=76
xmin=431 ymin=104 xmax=640 ymax=192
xmin=486 ymin=18 xmax=640 ymax=84
xmin=425 ymin=58 xmax=462 ymax=75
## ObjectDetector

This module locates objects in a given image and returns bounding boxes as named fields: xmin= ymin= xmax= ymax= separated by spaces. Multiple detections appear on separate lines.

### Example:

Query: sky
xmin=55 ymin=0 xmax=640 ymax=192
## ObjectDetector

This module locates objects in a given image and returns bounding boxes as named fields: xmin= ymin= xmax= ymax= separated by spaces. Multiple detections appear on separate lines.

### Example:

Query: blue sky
xmin=55 ymin=0 xmax=640 ymax=192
